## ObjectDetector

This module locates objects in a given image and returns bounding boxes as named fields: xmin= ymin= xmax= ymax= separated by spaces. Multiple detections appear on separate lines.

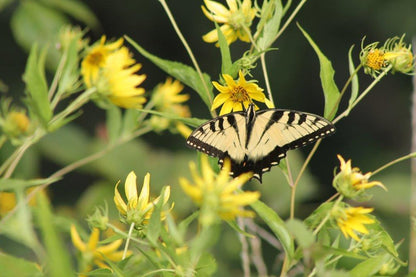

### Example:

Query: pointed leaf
xmin=350 ymin=253 xmax=390 ymax=277
xmin=286 ymin=218 xmax=315 ymax=248
xmin=347 ymin=45 xmax=359 ymax=110
xmin=126 ymin=36 xmax=213 ymax=108
xmin=35 ymin=192 xmax=73 ymax=277
xmin=298 ymin=24 xmax=340 ymax=120
xmin=216 ymin=22 xmax=239 ymax=76
xmin=257 ymin=0 xmax=283 ymax=50
xmin=251 ymin=199 xmax=294 ymax=259
xmin=0 ymin=253 xmax=43 ymax=277
xmin=23 ymin=44 xmax=52 ymax=125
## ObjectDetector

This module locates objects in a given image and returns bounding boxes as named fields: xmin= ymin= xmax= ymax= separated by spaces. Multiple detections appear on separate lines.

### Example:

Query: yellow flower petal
xmin=125 ymin=171 xmax=138 ymax=203
xmin=137 ymin=173 xmax=151 ymax=211
xmin=204 ymin=0 xmax=231 ymax=20
xmin=70 ymin=224 xmax=86 ymax=252
xmin=87 ymin=228 xmax=100 ymax=250
xmin=114 ymin=181 xmax=127 ymax=215
xmin=96 ymin=239 xmax=123 ymax=255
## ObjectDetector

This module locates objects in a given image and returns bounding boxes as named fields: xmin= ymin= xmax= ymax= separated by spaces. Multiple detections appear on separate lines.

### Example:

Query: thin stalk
xmin=272 ymin=0 xmax=308 ymax=44
xmin=0 ymin=125 xmax=152 ymax=226
xmin=333 ymin=65 xmax=392 ymax=124
xmin=158 ymin=0 xmax=214 ymax=116
xmin=290 ymin=139 xmax=322 ymax=219
xmin=409 ymin=37 xmax=416 ymax=272
xmin=123 ymin=222 xmax=135 ymax=259
xmin=371 ymin=152 xmax=416 ymax=176
xmin=237 ymin=217 xmax=251 ymax=277
xmin=260 ymin=53 xmax=274 ymax=107
xmin=48 ymin=50 xmax=67 ymax=100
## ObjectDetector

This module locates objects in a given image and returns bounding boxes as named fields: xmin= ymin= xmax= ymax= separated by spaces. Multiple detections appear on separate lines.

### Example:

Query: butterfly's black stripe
xmin=287 ymin=112 xmax=295 ymax=125
xmin=209 ymin=121 xmax=216 ymax=132
xmin=298 ymin=113 xmax=307 ymax=125
xmin=245 ymin=106 xmax=257 ymax=148
xmin=218 ymin=117 xmax=224 ymax=130
xmin=227 ymin=115 xmax=236 ymax=127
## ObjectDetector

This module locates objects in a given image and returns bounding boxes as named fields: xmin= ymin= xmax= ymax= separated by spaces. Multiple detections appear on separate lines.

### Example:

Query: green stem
xmin=290 ymin=139 xmax=322 ymax=219
xmin=313 ymin=195 xmax=343 ymax=236
xmin=260 ymin=53 xmax=274 ymax=107
xmin=372 ymin=152 xmax=416 ymax=176
xmin=0 ymin=125 xmax=152 ymax=227
xmin=0 ymin=135 xmax=7 ymax=150
xmin=123 ymin=222 xmax=135 ymax=259
xmin=272 ymin=0 xmax=308 ymax=45
xmin=410 ymin=39 xmax=416 ymax=272
xmin=158 ymin=0 xmax=214 ymax=116
xmin=333 ymin=65 xmax=392 ymax=124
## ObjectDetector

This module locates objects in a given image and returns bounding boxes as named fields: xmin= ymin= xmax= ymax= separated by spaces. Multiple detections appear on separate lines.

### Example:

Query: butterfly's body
xmin=186 ymin=104 xmax=335 ymax=182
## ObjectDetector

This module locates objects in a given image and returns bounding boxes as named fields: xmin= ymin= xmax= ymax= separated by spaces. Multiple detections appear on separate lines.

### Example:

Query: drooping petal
xmin=87 ymin=228 xmax=100 ymax=250
xmin=95 ymin=239 xmax=123 ymax=255
xmin=114 ymin=181 xmax=127 ymax=215
xmin=201 ymin=4 xmax=228 ymax=23
xmin=70 ymin=225 xmax=86 ymax=252
xmin=204 ymin=0 xmax=231 ymax=20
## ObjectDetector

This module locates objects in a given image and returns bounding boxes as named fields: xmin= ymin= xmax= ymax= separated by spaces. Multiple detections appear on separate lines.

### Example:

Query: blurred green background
xmin=1 ymin=0 xmax=416 ymax=275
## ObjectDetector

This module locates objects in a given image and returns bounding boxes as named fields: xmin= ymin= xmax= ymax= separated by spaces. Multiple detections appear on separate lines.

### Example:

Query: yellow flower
xmin=70 ymin=225 xmax=129 ymax=275
xmin=81 ymin=36 xmax=123 ymax=87
xmin=333 ymin=155 xmax=386 ymax=199
xmin=114 ymin=171 xmax=171 ymax=228
xmin=335 ymin=206 xmax=375 ymax=241
xmin=202 ymin=0 xmax=257 ymax=45
xmin=179 ymin=155 xmax=260 ymax=226
xmin=150 ymin=78 xmax=192 ymax=136
xmin=360 ymin=35 xmax=414 ymax=77
xmin=81 ymin=36 xmax=146 ymax=108
xmin=211 ymin=70 xmax=269 ymax=115
xmin=152 ymin=77 xmax=189 ymax=109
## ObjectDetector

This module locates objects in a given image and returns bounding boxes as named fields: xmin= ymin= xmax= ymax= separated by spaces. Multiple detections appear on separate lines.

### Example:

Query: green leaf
xmin=347 ymin=45 xmax=359 ymax=110
xmin=39 ymin=0 xmax=100 ymax=30
xmin=304 ymin=202 xmax=334 ymax=229
xmin=106 ymin=105 xmax=122 ymax=143
xmin=0 ymin=177 xmax=60 ymax=191
xmin=216 ymin=22 xmax=238 ymax=76
xmin=11 ymin=1 xmax=69 ymax=69
xmin=286 ymin=218 xmax=315 ymax=248
xmin=298 ymin=24 xmax=340 ymax=120
xmin=350 ymin=253 xmax=390 ymax=277
xmin=35 ymin=192 xmax=73 ymax=277
xmin=23 ymin=44 xmax=52 ymax=126
xmin=136 ymin=108 xmax=207 ymax=127
xmin=0 ymin=253 xmax=43 ymax=277
xmin=368 ymin=219 xmax=399 ymax=258
xmin=146 ymin=186 xmax=168 ymax=244
xmin=226 ymin=220 xmax=255 ymax=238
xmin=125 ymin=36 xmax=213 ymax=108
xmin=251 ymin=199 xmax=294 ymax=259
xmin=257 ymin=0 xmax=283 ymax=51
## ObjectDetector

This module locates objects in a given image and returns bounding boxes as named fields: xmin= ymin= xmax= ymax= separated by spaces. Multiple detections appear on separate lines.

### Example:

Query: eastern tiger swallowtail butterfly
xmin=186 ymin=104 xmax=335 ymax=182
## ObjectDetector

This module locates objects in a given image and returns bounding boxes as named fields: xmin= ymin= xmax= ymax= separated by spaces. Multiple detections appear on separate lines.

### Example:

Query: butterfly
xmin=186 ymin=104 xmax=335 ymax=182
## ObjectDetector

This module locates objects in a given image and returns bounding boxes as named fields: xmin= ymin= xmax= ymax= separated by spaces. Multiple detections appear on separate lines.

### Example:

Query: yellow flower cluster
xmin=81 ymin=36 xmax=146 ymax=108
xmin=180 ymin=155 xmax=260 ymax=226
xmin=335 ymin=206 xmax=375 ymax=241
xmin=202 ymin=0 xmax=257 ymax=45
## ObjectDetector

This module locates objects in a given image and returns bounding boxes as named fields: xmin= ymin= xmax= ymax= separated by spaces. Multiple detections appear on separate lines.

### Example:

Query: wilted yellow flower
xmin=211 ymin=70 xmax=269 ymax=115
xmin=114 ymin=171 xmax=171 ymax=228
xmin=150 ymin=78 xmax=192 ymax=136
xmin=360 ymin=35 xmax=414 ymax=77
xmin=179 ymin=155 xmax=259 ymax=226
xmin=81 ymin=36 xmax=146 ymax=108
xmin=70 ymin=225 xmax=129 ymax=275
xmin=335 ymin=206 xmax=375 ymax=241
xmin=333 ymin=155 xmax=386 ymax=199
xmin=202 ymin=0 xmax=257 ymax=45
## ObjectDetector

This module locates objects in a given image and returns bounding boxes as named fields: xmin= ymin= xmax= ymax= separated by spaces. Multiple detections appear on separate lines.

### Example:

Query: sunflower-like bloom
xmin=333 ymin=155 xmax=386 ymax=199
xmin=81 ymin=36 xmax=146 ymax=108
xmin=211 ymin=70 xmax=271 ymax=115
xmin=360 ymin=35 xmax=414 ymax=77
xmin=179 ymin=155 xmax=260 ymax=226
xmin=150 ymin=77 xmax=192 ymax=137
xmin=202 ymin=0 xmax=257 ymax=45
xmin=70 ymin=225 xmax=129 ymax=275
xmin=114 ymin=171 xmax=171 ymax=228
xmin=334 ymin=206 xmax=375 ymax=241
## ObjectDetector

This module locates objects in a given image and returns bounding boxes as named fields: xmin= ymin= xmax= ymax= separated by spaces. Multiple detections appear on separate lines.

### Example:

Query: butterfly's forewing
xmin=186 ymin=112 xmax=247 ymax=164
